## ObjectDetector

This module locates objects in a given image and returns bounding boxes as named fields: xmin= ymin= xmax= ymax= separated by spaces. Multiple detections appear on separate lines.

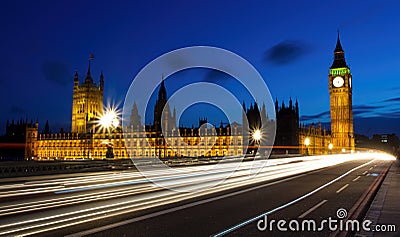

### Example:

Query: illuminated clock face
xmin=333 ymin=76 xmax=344 ymax=88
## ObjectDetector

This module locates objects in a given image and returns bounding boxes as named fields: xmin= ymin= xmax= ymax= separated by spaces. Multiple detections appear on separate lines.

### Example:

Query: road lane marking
xmin=212 ymin=159 xmax=375 ymax=237
xmin=0 ymin=157 xmax=371 ymax=236
xmin=0 ymin=160 xmax=336 ymax=235
xmin=369 ymin=167 xmax=374 ymax=170
xmin=298 ymin=199 xmax=328 ymax=218
xmin=55 ymin=164 xmax=287 ymax=194
xmin=362 ymin=171 xmax=368 ymax=175
xmin=64 ymin=173 xmax=313 ymax=237
xmin=352 ymin=176 xmax=360 ymax=182
xmin=336 ymin=184 xmax=349 ymax=193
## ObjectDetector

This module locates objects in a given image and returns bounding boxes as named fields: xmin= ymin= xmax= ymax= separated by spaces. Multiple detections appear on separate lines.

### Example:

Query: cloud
xmin=353 ymin=104 xmax=381 ymax=110
xmin=203 ymin=70 xmax=232 ymax=82
xmin=352 ymin=104 xmax=383 ymax=117
xmin=301 ymin=102 xmax=400 ymax=122
xmin=374 ymin=111 xmax=400 ymax=119
xmin=42 ymin=61 xmax=70 ymax=86
xmin=300 ymin=110 xmax=330 ymax=121
xmin=353 ymin=109 xmax=375 ymax=116
xmin=390 ymin=86 xmax=400 ymax=91
xmin=381 ymin=97 xmax=400 ymax=103
xmin=264 ymin=40 xmax=310 ymax=65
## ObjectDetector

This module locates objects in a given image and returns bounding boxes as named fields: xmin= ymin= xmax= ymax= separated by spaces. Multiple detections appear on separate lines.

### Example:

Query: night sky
xmin=1 ymin=0 xmax=399 ymax=136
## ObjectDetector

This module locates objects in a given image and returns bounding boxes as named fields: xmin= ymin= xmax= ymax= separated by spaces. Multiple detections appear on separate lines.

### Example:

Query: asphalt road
xmin=0 ymin=153 xmax=394 ymax=237
xmin=82 ymin=158 xmax=390 ymax=237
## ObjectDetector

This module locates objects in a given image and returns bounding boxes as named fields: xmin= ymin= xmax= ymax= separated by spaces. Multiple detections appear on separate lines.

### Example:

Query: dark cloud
xmin=381 ymin=97 xmax=400 ymax=103
xmin=42 ymin=61 xmax=70 ymax=86
xmin=300 ymin=111 xmax=330 ymax=121
xmin=374 ymin=111 xmax=400 ymax=119
xmin=300 ymin=103 xmax=388 ymax=121
xmin=353 ymin=104 xmax=381 ymax=110
xmin=264 ymin=40 xmax=310 ymax=65
xmin=300 ymin=103 xmax=399 ymax=121
xmin=203 ymin=70 xmax=232 ymax=82
xmin=353 ymin=109 xmax=374 ymax=116
xmin=352 ymin=104 xmax=381 ymax=117
xmin=9 ymin=105 xmax=26 ymax=114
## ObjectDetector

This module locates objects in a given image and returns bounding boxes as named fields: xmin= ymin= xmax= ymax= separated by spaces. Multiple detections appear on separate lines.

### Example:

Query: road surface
xmin=0 ymin=152 xmax=394 ymax=236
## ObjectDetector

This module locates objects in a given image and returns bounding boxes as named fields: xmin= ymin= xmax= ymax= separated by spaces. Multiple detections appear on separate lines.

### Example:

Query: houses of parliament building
xmin=25 ymin=35 xmax=355 ymax=160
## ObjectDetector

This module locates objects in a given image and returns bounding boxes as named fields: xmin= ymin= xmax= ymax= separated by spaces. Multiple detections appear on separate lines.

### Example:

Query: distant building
xmin=328 ymin=33 xmax=355 ymax=151
xmin=151 ymin=76 xmax=176 ymax=133
xmin=25 ymin=34 xmax=359 ymax=159
xmin=274 ymin=98 xmax=299 ymax=153
xmin=371 ymin=134 xmax=399 ymax=155
xmin=71 ymin=59 xmax=104 ymax=134
xmin=25 ymin=61 xmax=246 ymax=159
xmin=0 ymin=119 xmax=28 ymax=160
xmin=299 ymin=123 xmax=331 ymax=155
xmin=355 ymin=133 xmax=399 ymax=156
xmin=4 ymin=119 xmax=27 ymax=142
xmin=25 ymin=120 xmax=38 ymax=159
xmin=298 ymin=33 xmax=356 ymax=154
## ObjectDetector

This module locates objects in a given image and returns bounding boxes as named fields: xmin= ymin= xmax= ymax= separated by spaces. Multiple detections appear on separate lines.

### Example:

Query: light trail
xmin=0 ymin=152 xmax=394 ymax=236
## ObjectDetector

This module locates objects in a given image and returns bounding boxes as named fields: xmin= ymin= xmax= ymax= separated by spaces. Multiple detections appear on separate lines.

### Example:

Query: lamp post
xmin=304 ymin=137 xmax=310 ymax=156
xmin=328 ymin=143 xmax=333 ymax=154
xmin=98 ymin=109 xmax=119 ymax=159
xmin=252 ymin=129 xmax=262 ymax=156
xmin=252 ymin=129 xmax=261 ymax=142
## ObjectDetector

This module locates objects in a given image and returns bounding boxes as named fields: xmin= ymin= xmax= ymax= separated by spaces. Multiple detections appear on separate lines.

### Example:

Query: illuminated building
xmin=24 ymin=34 xmax=356 ymax=159
xmin=25 ymin=60 xmax=247 ymax=159
xmin=299 ymin=123 xmax=331 ymax=155
xmin=328 ymin=33 xmax=355 ymax=151
xmin=71 ymin=57 xmax=104 ymax=134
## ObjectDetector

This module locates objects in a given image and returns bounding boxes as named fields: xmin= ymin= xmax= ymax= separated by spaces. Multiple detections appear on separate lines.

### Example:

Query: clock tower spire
xmin=328 ymin=33 xmax=355 ymax=152
xmin=331 ymin=32 xmax=348 ymax=69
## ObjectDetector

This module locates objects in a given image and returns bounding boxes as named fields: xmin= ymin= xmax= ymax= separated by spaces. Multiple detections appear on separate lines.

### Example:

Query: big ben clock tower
xmin=329 ymin=33 xmax=355 ymax=151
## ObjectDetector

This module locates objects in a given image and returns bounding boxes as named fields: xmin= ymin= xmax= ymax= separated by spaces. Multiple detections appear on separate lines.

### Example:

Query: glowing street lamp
xmin=98 ymin=108 xmax=120 ymax=158
xmin=304 ymin=137 xmax=310 ymax=155
xmin=252 ymin=129 xmax=262 ymax=141
xmin=328 ymin=143 xmax=333 ymax=154
xmin=99 ymin=109 xmax=119 ymax=132
xmin=250 ymin=129 xmax=262 ymax=156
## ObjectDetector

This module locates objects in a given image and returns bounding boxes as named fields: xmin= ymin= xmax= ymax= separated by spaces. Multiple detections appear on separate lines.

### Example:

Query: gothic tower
xmin=71 ymin=56 xmax=104 ymax=134
xmin=154 ymin=75 xmax=168 ymax=132
xmin=130 ymin=102 xmax=142 ymax=131
xmin=328 ymin=33 xmax=355 ymax=151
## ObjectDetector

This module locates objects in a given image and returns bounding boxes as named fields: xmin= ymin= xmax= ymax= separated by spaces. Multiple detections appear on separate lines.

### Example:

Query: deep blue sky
xmin=1 ymin=0 xmax=399 ymax=136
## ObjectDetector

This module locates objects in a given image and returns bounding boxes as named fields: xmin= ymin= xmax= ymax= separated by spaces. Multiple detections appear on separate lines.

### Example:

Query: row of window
xmin=37 ymin=146 xmax=243 ymax=158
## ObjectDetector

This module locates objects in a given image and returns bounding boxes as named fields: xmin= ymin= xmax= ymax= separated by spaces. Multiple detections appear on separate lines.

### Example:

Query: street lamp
xmin=98 ymin=108 xmax=120 ymax=158
xmin=328 ymin=143 xmax=333 ymax=154
xmin=251 ymin=129 xmax=262 ymax=156
xmin=252 ymin=129 xmax=262 ymax=142
xmin=99 ymin=109 xmax=119 ymax=132
xmin=304 ymin=137 xmax=310 ymax=155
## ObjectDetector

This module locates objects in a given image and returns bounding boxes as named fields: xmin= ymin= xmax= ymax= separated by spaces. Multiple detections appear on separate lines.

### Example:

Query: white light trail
xmin=0 ymin=152 xmax=394 ymax=236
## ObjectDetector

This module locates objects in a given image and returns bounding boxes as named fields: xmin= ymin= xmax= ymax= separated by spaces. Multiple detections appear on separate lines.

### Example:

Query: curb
xmin=332 ymin=162 xmax=392 ymax=237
